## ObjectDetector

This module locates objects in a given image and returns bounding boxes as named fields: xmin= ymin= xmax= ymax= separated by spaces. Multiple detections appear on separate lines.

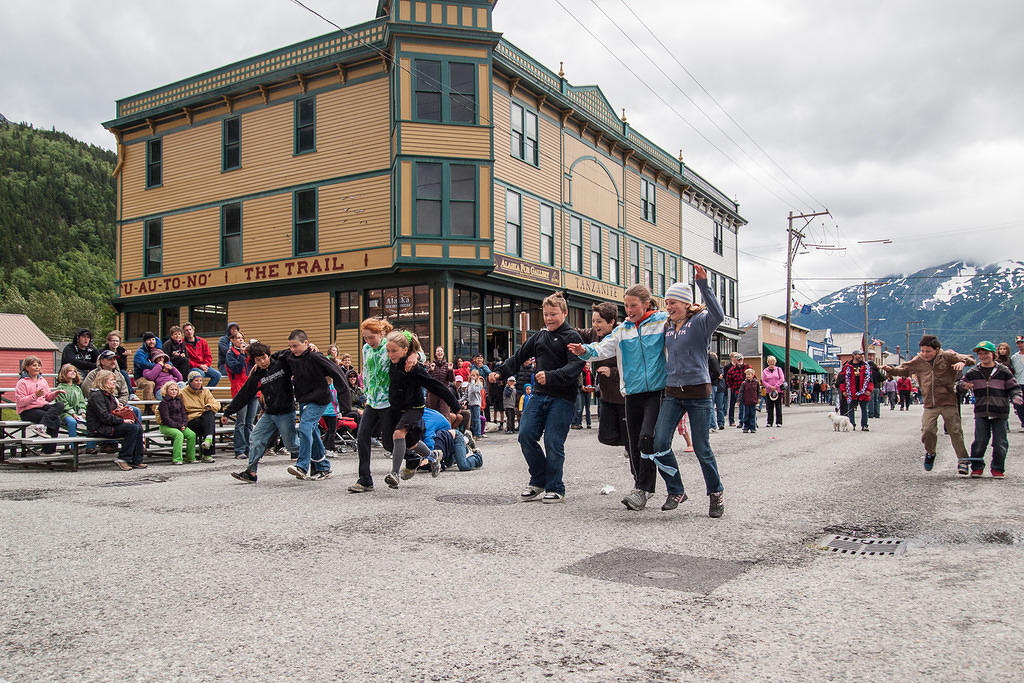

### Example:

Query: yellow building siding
xmin=520 ymin=194 xmax=541 ymax=263
xmin=162 ymin=207 xmax=221 ymax=275
xmin=229 ymin=292 xmax=332 ymax=350
xmin=623 ymin=172 xmax=679 ymax=251
xmin=492 ymin=91 xmax=561 ymax=199
xmin=121 ymin=222 xmax=143 ymax=280
xmin=120 ymin=79 xmax=390 ymax=220
xmin=400 ymin=123 xmax=490 ymax=158
xmin=319 ymin=175 xmax=390 ymax=252
xmin=399 ymin=42 xmax=489 ymax=60
xmin=241 ymin=193 xmax=293 ymax=264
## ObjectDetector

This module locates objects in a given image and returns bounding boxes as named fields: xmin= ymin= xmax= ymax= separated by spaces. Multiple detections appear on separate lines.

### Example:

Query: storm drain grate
xmin=559 ymin=548 xmax=752 ymax=593
xmin=435 ymin=493 xmax=517 ymax=506
xmin=96 ymin=474 xmax=171 ymax=488
xmin=820 ymin=535 xmax=907 ymax=556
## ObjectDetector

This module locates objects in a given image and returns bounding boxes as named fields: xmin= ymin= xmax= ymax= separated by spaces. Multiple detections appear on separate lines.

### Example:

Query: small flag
xmin=872 ymin=338 xmax=885 ymax=346
xmin=801 ymin=305 xmax=812 ymax=315
xmin=792 ymin=300 xmax=800 ymax=310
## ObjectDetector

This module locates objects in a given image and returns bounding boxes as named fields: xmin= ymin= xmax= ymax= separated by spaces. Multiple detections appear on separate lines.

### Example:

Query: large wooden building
xmin=104 ymin=0 xmax=745 ymax=364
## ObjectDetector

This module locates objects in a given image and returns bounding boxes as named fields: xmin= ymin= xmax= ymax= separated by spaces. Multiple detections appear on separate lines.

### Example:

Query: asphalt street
xmin=2 ymin=403 xmax=1022 ymax=681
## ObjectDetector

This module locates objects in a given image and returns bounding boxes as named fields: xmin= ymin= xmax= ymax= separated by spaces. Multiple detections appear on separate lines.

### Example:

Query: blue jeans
xmin=246 ymin=411 xmax=298 ymax=473
xmin=740 ymin=403 xmax=757 ymax=431
xmin=232 ymin=397 xmax=259 ymax=456
xmin=62 ymin=415 xmax=96 ymax=448
xmin=847 ymin=400 xmax=868 ymax=428
xmin=296 ymin=402 xmax=329 ymax=473
xmin=712 ymin=385 xmax=727 ymax=429
xmin=652 ymin=395 xmax=722 ymax=496
xmin=193 ymin=366 xmax=222 ymax=387
xmin=517 ymin=393 xmax=574 ymax=495
xmin=574 ymin=392 xmax=592 ymax=427
xmin=469 ymin=404 xmax=482 ymax=437
xmin=970 ymin=417 xmax=1008 ymax=473
xmin=869 ymin=389 xmax=882 ymax=418
xmin=450 ymin=431 xmax=482 ymax=471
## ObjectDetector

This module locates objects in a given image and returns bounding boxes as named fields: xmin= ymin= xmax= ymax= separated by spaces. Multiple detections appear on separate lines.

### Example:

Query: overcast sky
xmin=3 ymin=0 xmax=1022 ymax=320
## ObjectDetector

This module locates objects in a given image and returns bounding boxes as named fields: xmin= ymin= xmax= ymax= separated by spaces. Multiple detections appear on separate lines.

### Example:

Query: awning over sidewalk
xmin=762 ymin=342 xmax=828 ymax=375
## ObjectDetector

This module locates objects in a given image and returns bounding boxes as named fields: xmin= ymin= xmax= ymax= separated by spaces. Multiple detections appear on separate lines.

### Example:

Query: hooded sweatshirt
xmin=223 ymin=354 xmax=295 ymax=417
xmin=61 ymin=329 xmax=98 ymax=373
xmin=663 ymin=278 xmax=725 ymax=392
xmin=217 ymin=321 xmax=239 ymax=375
xmin=272 ymin=347 xmax=348 ymax=406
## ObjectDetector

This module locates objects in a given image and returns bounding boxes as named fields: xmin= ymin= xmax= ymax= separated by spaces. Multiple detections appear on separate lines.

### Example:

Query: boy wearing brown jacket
xmin=883 ymin=334 xmax=974 ymax=472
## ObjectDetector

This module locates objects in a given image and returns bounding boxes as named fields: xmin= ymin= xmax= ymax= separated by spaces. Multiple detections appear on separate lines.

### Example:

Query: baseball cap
xmin=454 ymin=376 xmax=463 ymax=383
xmin=98 ymin=349 xmax=116 ymax=360
xmin=1016 ymin=335 xmax=1024 ymax=343
xmin=973 ymin=341 xmax=997 ymax=354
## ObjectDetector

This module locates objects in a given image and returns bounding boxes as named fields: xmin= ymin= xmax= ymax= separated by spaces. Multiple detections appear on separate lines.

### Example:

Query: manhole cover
xmin=0 ymin=489 xmax=58 ymax=501
xmin=819 ymin=535 xmax=907 ymax=556
xmin=97 ymin=474 xmax=171 ymax=488
xmin=435 ymin=494 xmax=517 ymax=506
xmin=559 ymin=548 xmax=751 ymax=593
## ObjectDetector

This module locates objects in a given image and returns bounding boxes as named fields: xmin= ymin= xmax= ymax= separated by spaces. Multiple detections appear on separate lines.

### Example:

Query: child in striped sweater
xmin=959 ymin=341 xmax=1022 ymax=478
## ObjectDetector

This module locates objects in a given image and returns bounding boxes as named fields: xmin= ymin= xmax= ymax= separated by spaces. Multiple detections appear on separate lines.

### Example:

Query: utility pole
xmin=905 ymin=319 xmax=924 ymax=360
xmin=785 ymin=210 xmax=830 ymax=405
xmin=862 ymin=281 xmax=889 ymax=360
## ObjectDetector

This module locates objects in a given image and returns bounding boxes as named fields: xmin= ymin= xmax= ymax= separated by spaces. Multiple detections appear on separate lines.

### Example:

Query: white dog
xmin=828 ymin=412 xmax=852 ymax=432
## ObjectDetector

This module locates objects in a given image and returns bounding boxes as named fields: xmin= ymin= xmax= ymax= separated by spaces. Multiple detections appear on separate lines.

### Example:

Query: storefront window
xmin=367 ymin=286 xmax=430 ymax=350
xmin=188 ymin=304 xmax=227 ymax=339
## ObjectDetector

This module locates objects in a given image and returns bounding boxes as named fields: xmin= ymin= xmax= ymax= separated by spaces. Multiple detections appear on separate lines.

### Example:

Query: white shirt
xmin=1011 ymin=351 xmax=1024 ymax=384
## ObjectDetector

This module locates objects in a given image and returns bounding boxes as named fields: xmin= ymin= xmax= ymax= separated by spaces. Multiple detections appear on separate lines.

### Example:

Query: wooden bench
xmin=10 ymin=436 xmax=120 ymax=471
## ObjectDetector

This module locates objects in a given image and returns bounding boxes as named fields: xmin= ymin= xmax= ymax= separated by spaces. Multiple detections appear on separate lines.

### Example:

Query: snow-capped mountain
xmin=788 ymin=260 xmax=1024 ymax=355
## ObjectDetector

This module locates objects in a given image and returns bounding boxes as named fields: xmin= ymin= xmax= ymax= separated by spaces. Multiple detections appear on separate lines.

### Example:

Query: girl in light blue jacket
xmin=569 ymin=284 xmax=674 ymax=512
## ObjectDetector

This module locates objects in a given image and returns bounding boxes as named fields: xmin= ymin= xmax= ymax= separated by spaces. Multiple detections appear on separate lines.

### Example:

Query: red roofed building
xmin=0 ymin=313 xmax=59 ymax=374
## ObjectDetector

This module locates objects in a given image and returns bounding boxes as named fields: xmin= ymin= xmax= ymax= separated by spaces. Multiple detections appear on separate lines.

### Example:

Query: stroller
xmin=318 ymin=414 xmax=358 ymax=454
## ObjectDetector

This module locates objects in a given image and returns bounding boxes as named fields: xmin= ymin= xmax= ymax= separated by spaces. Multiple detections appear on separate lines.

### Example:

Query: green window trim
xmin=641 ymin=177 xmax=656 ymax=223
xmin=569 ymin=216 xmax=583 ymax=274
xmin=222 ymin=117 xmax=241 ymax=171
xmin=510 ymin=101 xmax=538 ymax=166
xmin=413 ymin=161 xmax=478 ymax=237
xmin=656 ymin=250 xmax=666 ymax=296
xmin=293 ymin=188 xmax=318 ymax=256
xmin=539 ymin=203 xmax=554 ymax=266
xmin=413 ymin=57 xmax=477 ymax=124
xmin=505 ymin=190 xmax=522 ymax=257
xmin=629 ymin=239 xmax=640 ymax=285
xmin=608 ymin=231 xmax=621 ymax=285
xmin=668 ymin=255 xmax=678 ymax=288
xmin=220 ymin=203 xmax=242 ymax=267
xmin=144 ymin=218 xmax=162 ymax=276
xmin=643 ymin=245 xmax=653 ymax=290
xmin=146 ymin=138 xmax=162 ymax=188
xmin=589 ymin=222 xmax=602 ymax=280
xmin=294 ymin=97 xmax=316 ymax=155
xmin=334 ymin=290 xmax=360 ymax=328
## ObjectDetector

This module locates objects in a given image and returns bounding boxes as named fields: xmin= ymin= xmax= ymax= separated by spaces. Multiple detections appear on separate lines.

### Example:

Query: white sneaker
xmin=28 ymin=423 xmax=48 ymax=438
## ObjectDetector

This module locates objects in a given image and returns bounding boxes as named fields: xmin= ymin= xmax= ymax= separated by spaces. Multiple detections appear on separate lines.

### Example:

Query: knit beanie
xmin=187 ymin=370 xmax=204 ymax=383
xmin=664 ymin=282 xmax=692 ymax=304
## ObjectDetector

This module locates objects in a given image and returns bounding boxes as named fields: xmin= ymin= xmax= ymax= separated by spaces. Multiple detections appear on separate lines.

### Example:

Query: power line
xmin=611 ymin=0 xmax=827 ymax=212
xmin=584 ymin=0 xmax=812 ymax=212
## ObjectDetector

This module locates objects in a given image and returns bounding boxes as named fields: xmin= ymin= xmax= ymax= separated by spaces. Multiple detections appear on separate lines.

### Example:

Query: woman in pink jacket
xmin=761 ymin=355 xmax=786 ymax=428
xmin=15 ymin=355 xmax=66 ymax=454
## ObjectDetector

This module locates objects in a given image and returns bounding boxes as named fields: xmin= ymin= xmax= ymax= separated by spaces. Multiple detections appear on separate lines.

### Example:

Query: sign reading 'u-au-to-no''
xmin=119 ymin=250 xmax=391 ymax=297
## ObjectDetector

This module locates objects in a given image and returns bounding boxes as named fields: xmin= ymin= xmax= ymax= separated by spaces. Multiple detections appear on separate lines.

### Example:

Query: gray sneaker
xmin=400 ymin=465 xmax=416 ymax=480
xmin=622 ymin=489 xmax=650 ymax=511
xmin=661 ymin=492 xmax=688 ymax=511
xmin=430 ymin=450 xmax=443 ymax=477
xmin=309 ymin=469 xmax=332 ymax=481
xmin=347 ymin=481 xmax=373 ymax=493
xmin=384 ymin=472 xmax=400 ymax=488
xmin=709 ymin=491 xmax=724 ymax=518
xmin=463 ymin=430 xmax=478 ymax=452
xmin=519 ymin=485 xmax=544 ymax=502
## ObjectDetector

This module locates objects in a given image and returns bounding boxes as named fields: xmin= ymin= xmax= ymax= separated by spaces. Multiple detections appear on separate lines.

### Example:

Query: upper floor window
xmin=414 ymin=162 xmax=477 ymax=237
xmin=144 ymin=218 xmax=162 ymax=276
xmin=414 ymin=59 xmax=477 ymax=124
xmin=656 ymin=251 xmax=666 ymax=295
xmin=221 ymin=203 xmax=242 ymax=266
xmin=668 ymin=255 xmax=678 ymax=286
xmin=146 ymin=139 xmax=162 ymax=188
xmin=293 ymin=189 xmax=317 ymax=256
xmin=222 ymin=117 xmax=240 ymax=171
xmin=713 ymin=221 xmax=724 ymax=255
xmin=569 ymin=216 xmax=583 ymax=274
xmin=510 ymin=102 xmax=538 ymax=165
xmin=728 ymin=279 xmax=736 ymax=317
xmin=589 ymin=223 xmax=602 ymax=280
xmin=643 ymin=245 xmax=653 ymax=290
xmin=641 ymin=177 xmax=656 ymax=223
xmin=505 ymin=190 xmax=522 ymax=257
xmin=540 ymin=204 xmax=554 ymax=265
xmin=608 ymin=232 xmax=620 ymax=285
xmin=629 ymin=240 xmax=639 ymax=285
xmin=294 ymin=97 xmax=316 ymax=155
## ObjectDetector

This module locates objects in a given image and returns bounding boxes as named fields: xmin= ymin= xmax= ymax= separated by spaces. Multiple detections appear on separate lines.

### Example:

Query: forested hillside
xmin=0 ymin=121 xmax=117 ymax=337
